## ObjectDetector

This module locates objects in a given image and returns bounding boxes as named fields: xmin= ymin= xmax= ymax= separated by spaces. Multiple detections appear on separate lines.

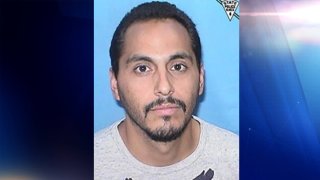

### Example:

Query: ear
xmin=198 ymin=64 xmax=205 ymax=95
xmin=109 ymin=68 xmax=120 ymax=101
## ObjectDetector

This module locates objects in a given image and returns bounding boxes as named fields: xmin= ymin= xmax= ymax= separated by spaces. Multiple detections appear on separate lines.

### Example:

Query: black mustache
xmin=144 ymin=96 xmax=186 ymax=115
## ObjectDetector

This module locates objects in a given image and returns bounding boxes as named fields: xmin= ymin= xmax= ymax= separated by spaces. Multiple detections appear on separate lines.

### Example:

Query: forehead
xmin=125 ymin=18 xmax=188 ymax=35
xmin=121 ymin=19 xmax=193 ymax=60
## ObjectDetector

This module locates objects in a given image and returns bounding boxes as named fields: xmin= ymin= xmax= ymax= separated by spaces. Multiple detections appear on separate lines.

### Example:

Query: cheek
xmin=120 ymin=80 xmax=150 ymax=95
xmin=118 ymin=80 xmax=151 ymax=107
xmin=118 ymin=72 xmax=151 ymax=91
xmin=174 ymin=78 xmax=200 ymax=108
xmin=174 ymin=76 xmax=199 ymax=95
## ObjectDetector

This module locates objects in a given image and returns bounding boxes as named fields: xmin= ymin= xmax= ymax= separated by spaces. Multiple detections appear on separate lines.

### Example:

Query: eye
xmin=134 ymin=65 xmax=151 ymax=74
xmin=171 ymin=63 xmax=187 ymax=72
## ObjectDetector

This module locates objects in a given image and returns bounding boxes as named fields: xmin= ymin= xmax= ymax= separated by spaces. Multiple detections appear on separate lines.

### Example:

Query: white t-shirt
xmin=94 ymin=116 xmax=239 ymax=180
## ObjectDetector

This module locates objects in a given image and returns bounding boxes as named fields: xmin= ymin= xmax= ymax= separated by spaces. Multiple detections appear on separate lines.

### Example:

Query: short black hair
xmin=109 ymin=1 xmax=202 ymax=77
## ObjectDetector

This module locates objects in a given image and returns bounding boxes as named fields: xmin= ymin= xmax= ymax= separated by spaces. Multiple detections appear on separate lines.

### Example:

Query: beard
xmin=119 ymin=90 xmax=198 ymax=142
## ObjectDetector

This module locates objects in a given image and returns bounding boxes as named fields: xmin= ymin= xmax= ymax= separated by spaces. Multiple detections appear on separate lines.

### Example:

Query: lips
xmin=150 ymin=104 xmax=180 ymax=116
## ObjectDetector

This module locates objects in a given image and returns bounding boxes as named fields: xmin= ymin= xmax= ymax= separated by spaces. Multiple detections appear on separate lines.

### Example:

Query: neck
xmin=118 ymin=117 xmax=200 ymax=167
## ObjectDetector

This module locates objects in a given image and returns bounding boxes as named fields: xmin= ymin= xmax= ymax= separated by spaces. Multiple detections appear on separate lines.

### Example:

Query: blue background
xmin=94 ymin=0 xmax=240 ymax=134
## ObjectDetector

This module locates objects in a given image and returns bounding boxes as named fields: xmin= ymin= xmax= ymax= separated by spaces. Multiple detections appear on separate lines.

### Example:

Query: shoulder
xmin=194 ymin=116 xmax=238 ymax=146
xmin=203 ymin=120 xmax=238 ymax=144
xmin=204 ymin=121 xmax=238 ymax=159
xmin=95 ymin=120 xmax=131 ymax=179
xmin=195 ymin=117 xmax=239 ymax=178
xmin=94 ymin=123 xmax=115 ymax=147
xmin=200 ymin=119 xmax=239 ymax=155
xmin=94 ymin=122 xmax=117 ymax=160
xmin=94 ymin=120 xmax=124 ymax=154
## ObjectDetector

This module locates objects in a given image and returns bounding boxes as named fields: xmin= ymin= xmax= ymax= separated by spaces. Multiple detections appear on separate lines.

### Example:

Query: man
xmin=94 ymin=1 xmax=239 ymax=179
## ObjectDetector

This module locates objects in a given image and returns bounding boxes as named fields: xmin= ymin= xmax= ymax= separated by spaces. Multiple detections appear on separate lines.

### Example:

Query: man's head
xmin=109 ymin=1 xmax=204 ymax=142
xmin=110 ymin=1 xmax=202 ymax=77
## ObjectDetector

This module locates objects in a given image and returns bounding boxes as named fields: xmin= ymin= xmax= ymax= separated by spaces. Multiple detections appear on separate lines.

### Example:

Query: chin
xmin=146 ymin=126 xmax=185 ymax=142
xmin=150 ymin=115 xmax=185 ymax=128
xmin=149 ymin=117 xmax=191 ymax=142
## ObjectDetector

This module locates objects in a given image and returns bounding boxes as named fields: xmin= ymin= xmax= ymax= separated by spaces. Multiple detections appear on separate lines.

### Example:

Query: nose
xmin=154 ymin=69 xmax=174 ymax=97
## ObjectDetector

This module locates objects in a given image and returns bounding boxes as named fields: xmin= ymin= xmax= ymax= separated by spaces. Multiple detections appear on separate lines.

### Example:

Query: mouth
xmin=150 ymin=104 xmax=180 ymax=116
xmin=144 ymin=97 xmax=187 ymax=118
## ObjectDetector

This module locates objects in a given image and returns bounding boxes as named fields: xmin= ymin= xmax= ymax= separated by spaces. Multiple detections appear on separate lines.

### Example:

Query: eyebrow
xmin=169 ymin=52 xmax=194 ymax=64
xmin=126 ymin=55 xmax=152 ymax=65
xmin=126 ymin=52 xmax=194 ymax=65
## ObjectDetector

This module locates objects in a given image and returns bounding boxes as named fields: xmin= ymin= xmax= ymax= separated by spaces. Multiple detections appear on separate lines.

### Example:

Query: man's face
xmin=110 ymin=19 xmax=204 ymax=142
